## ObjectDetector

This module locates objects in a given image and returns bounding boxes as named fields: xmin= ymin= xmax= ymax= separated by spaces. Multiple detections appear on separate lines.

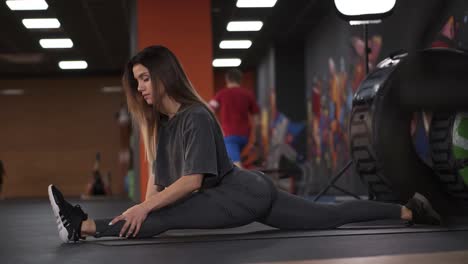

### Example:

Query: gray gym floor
xmin=2 ymin=199 xmax=468 ymax=264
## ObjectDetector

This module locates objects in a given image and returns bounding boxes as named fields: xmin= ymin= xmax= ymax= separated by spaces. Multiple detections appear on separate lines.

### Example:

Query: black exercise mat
xmin=89 ymin=222 xmax=468 ymax=246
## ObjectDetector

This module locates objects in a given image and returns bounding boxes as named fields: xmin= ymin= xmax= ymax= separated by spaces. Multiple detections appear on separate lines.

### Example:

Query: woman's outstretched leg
xmin=48 ymin=184 xmax=256 ymax=242
xmin=48 ymin=170 xmax=273 ymax=242
xmin=258 ymin=189 xmax=441 ymax=230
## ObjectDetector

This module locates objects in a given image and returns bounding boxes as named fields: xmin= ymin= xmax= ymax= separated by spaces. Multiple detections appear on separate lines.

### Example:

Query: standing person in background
xmin=104 ymin=171 xmax=112 ymax=196
xmin=84 ymin=153 xmax=110 ymax=197
xmin=0 ymin=160 xmax=6 ymax=199
xmin=209 ymin=69 xmax=260 ymax=167
xmin=116 ymin=102 xmax=132 ymax=194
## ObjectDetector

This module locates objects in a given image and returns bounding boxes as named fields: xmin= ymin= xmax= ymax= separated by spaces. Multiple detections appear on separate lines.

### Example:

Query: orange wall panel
xmin=136 ymin=0 xmax=213 ymax=200
xmin=0 ymin=77 xmax=123 ymax=198
xmin=137 ymin=0 xmax=213 ymax=100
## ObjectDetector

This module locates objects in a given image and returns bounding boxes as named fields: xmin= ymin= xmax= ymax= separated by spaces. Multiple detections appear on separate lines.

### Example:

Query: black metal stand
xmin=364 ymin=24 xmax=369 ymax=74
xmin=313 ymin=24 xmax=373 ymax=203
xmin=313 ymin=160 xmax=361 ymax=202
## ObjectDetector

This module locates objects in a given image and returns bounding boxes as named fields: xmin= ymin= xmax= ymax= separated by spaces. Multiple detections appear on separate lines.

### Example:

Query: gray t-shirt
xmin=153 ymin=104 xmax=234 ymax=188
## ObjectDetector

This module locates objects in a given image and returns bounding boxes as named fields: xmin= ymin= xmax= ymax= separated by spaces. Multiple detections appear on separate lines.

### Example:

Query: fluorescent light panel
xmin=39 ymin=38 xmax=73 ymax=48
xmin=6 ymin=0 xmax=48 ymax=10
xmin=58 ymin=60 xmax=88 ymax=70
xmin=101 ymin=86 xmax=123 ymax=93
xmin=212 ymin=58 xmax=241 ymax=67
xmin=227 ymin=21 xmax=263 ymax=32
xmin=0 ymin=89 xmax=24 ymax=95
xmin=220 ymin=40 xmax=252 ymax=49
xmin=22 ymin=18 xmax=60 ymax=29
xmin=236 ymin=0 xmax=277 ymax=8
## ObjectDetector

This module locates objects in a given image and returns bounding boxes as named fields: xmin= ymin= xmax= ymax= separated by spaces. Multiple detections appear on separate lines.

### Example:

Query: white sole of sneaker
xmin=48 ymin=184 xmax=70 ymax=243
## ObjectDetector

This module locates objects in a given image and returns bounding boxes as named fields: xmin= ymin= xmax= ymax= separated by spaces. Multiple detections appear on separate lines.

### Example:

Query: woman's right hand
xmin=109 ymin=203 xmax=150 ymax=238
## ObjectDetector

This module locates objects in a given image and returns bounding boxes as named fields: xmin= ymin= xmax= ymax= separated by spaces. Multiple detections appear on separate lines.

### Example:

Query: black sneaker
xmin=405 ymin=193 xmax=442 ymax=226
xmin=48 ymin=184 xmax=88 ymax=242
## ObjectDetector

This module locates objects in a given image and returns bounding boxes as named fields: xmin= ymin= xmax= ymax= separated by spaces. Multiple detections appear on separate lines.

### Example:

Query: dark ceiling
xmin=0 ymin=0 xmax=130 ymax=78
xmin=212 ymin=0 xmax=332 ymax=70
xmin=0 ymin=0 xmax=331 ymax=78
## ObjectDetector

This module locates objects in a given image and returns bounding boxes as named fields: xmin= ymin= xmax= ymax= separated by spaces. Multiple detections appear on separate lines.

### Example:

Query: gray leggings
xmin=94 ymin=168 xmax=401 ymax=238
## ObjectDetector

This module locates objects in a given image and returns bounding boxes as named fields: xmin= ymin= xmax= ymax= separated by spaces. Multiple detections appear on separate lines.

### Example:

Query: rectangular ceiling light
xmin=101 ymin=86 xmax=123 ymax=93
xmin=0 ymin=89 xmax=25 ymax=95
xmin=220 ymin=40 xmax=252 ymax=49
xmin=227 ymin=21 xmax=263 ymax=32
xmin=22 ymin=18 xmax=60 ymax=29
xmin=212 ymin=58 xmax=242 ymax=67
xmin=6 ymin=0 xmax=48 ymax=10
xmin=236 ymin=0 xmax=277 ymax=8
xmin=58 ymin=60 xmax=88 ymax=70
xmin=39 ymin=38 xmax=73 ymax=48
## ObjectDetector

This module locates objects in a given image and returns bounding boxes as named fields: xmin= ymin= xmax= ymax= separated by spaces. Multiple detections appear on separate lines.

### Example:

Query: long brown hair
xmin=122 ymin=45 xmax=212 ymax=161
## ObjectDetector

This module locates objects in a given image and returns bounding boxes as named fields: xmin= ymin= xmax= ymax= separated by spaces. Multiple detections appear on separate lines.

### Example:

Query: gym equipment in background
xmin=349 ymin=48 xmax=468 ymax=216
xmin=314 ymin=0 xmax=397 ymax=201
xmin=334 ymin=0 xmax=396 ymax=73
xmin=430 ymin=112 xmax=468 ymax=199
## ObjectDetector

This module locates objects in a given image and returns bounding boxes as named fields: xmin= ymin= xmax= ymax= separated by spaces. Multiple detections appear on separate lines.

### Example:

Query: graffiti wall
xmin=303 ymin=0 xmax=467 ymax=194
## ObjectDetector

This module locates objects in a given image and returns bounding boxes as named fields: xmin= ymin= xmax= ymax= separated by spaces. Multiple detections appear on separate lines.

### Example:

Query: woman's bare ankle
xmin=401 ymin=206 xmax=413 ymax=221
xmin=81 ymin=219 xmax=96 ymax=237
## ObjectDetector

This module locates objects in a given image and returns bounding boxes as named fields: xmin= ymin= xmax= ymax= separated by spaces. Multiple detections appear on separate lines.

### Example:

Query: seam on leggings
xmin=247 ymin=170 xmax=277 ymax=202
xmin=256 ymin=177 xmax=277 ymax=221
xmin=212 ymin=187 xmax=259 ymax=219
xmin=224 ymin=171 xmax=277 ymax=221
xmin=223 ymin=183 xmax=270 ymax=199
xmin=200 ymin=191 xmax=234 ymax=219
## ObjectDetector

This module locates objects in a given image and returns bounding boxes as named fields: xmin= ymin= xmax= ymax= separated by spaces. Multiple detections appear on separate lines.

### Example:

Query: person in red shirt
xmin=209 ymin=69 xmax=259 ymax=167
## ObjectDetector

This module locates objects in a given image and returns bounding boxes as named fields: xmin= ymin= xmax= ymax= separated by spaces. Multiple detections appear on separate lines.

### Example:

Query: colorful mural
xmin=245 ymin=88 xmax=305 ymax=170
xmin=306 ymin=34 xmax=383 ymax=176
xmin=250 ymin=3 xmax=468 ymax=194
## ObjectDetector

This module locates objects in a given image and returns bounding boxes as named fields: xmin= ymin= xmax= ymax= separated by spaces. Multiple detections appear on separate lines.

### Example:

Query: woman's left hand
xmin=110 ymin=203 xmax=150 ymax=238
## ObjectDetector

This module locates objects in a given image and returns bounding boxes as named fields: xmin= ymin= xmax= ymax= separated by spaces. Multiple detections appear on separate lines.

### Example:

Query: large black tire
xmin=350 ymin=104 xmax=399 ymax=202
xmin=430 ymin=112 xmax=468 ymax=199
xmin=349 ymin=49 xmax=468 ymax=216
